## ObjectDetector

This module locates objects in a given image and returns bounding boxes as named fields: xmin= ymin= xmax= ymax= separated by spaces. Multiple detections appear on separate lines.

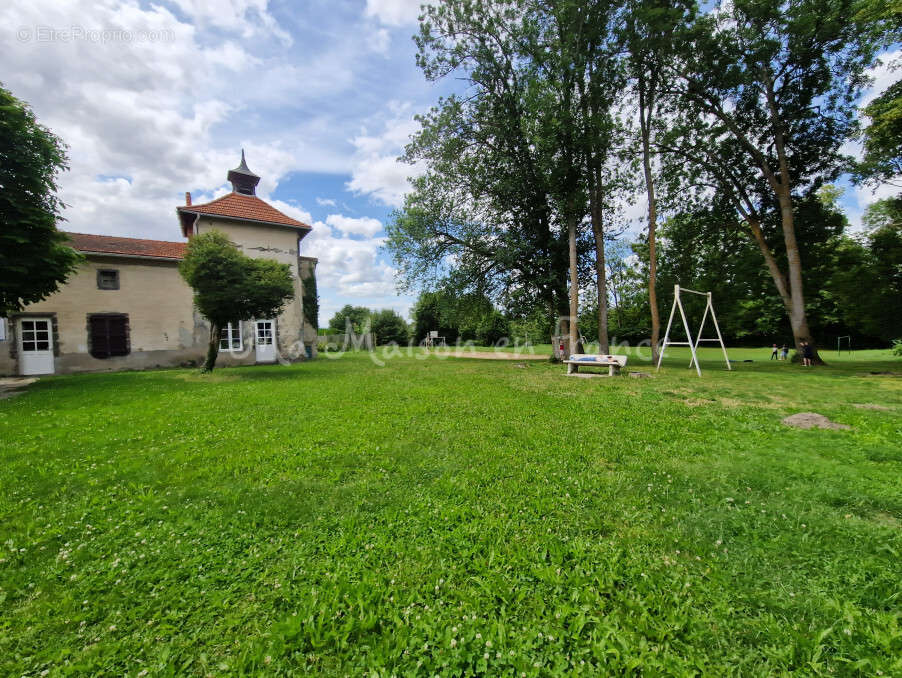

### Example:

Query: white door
xmin=255 ymin=319 xmax=276 ymax=363
xmin=18 ymin=318 xmax=55 ymax=375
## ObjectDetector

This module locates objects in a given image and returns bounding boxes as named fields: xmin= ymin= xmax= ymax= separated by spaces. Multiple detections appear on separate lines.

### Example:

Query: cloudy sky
xmin=2 ymin=0 xmax=441 ymax=322
xmin=1 ymin=0 xmax=897 ymax=323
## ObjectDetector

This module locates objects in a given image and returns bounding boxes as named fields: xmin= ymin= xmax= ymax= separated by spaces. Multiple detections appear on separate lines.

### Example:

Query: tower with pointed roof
xmin=227 ymin=150 xmax=260 ymax=196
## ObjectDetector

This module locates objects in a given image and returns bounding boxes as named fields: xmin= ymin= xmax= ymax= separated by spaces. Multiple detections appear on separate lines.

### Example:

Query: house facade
xmin=0 ymin=155 xmax=318 ymax=376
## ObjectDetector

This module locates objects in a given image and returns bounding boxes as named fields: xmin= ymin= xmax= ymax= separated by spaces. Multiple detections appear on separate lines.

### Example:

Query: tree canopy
xmin=370 ymin=309 xmax=410 ymax=345
xmin=0 ymin=84 xmax=82 ymax=316
xmin=179 ymin=231 xmax=294 ymax=372
xmin=328 ymin=305 xmax=373 ymax=335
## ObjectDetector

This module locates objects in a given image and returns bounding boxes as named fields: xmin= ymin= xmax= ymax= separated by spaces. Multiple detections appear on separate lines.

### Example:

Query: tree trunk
xmin=776 ymin=187 xmax=823 ymax=363
xmin=640 ymin=139 xmax=660 ymax=362
xmin=593 ymin=232 xmax=609 ymax=353
xmin=588 ymin=161 xmax=610 ymax=353
xmin=202 ymin=323 xmax=220 ymax=373
xmin=568 ymin=214 xmax=580 ymax=358
xmin=747 ymin=218 xmax=793 ymax=311
xmin=638 ymin=74 xmax=661 ymax=363
xmin=591 ymin=211 xmax=610 ymax=353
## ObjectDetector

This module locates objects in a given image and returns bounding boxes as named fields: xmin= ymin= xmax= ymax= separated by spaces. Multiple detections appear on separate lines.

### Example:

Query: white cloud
xmin=316 ymin=197 xmax=337 ymax=207
xmin=346 ymin=107 xmax=423 ymax=207
xmin=0 ymin=0 xmax=385 ymax=241
xmin=170 ymin=0 xmax=292 ymax=44
xmin=364 ymin=0 xmax=424 ymax=26
xmin=325 ymin=214 xmax=384 ymax=237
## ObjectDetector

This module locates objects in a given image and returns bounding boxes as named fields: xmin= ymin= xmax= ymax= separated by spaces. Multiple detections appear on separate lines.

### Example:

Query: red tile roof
xmin=177 ymin=192 xmax=311 ymax=229
xmin=66 ymin=232 xmax=187 ymax=260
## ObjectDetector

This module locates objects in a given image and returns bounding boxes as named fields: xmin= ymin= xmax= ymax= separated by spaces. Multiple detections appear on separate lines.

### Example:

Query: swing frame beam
xmin=656 ymin=285 xmax=731 ymax=377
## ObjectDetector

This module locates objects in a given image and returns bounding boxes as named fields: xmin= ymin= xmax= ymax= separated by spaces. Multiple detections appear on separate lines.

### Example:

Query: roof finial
xmin=227 ymin=149 xmax=260 ymax=196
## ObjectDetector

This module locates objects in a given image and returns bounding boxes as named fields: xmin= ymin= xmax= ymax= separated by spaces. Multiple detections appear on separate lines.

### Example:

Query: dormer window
xmin=97 ymin=269 xmax=120 ymax=290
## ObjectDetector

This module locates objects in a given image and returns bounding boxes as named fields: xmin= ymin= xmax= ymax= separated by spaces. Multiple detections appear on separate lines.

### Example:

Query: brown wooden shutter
xmin=89 ymin=315 xmax=130 ymax=358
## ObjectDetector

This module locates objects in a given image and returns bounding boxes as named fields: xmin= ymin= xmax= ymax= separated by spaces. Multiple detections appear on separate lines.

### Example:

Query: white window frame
xmin=0 ymin=317 xmax=6 ymax=342
xmin=219 ymin=321 xmax=243 ymax=352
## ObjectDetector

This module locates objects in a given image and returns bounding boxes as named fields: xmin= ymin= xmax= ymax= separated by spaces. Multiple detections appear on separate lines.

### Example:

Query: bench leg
xmin=609 ymin=365 xmax=621 ymax=376
xmin=567 ymin=363 xmax=578 ymax=375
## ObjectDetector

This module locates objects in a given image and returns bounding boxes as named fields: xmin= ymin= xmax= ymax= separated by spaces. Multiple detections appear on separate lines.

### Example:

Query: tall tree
xmin=179 ymin=231 xmax=294 ymax=372
xmin=0 ymin=84 xmax=82 ymax=316
xmin=661 ymin=0 xmax=886 ymax=361
xmin=621 ymin=0 xmax=695 ymax=362
xmin=573 ymin=2 xmax=627 ymax=353
xmin=530 ymin=0 xmax=592 ymax=356
xmin=388 ymin=0 xmax=571 ymax=338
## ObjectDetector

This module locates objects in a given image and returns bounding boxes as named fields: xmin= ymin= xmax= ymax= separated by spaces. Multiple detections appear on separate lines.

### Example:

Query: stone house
xmin=0 ymin=154 xmax=318 ymax=376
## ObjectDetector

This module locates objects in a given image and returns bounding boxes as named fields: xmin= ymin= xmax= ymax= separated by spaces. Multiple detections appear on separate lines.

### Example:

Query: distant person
xmin=801 ymin=341 xmax=814 ymax=367
xmin=781 ymin=344 xmax=789 ymax=361
xmin=770 ymin=343 xmax=779 ymax=360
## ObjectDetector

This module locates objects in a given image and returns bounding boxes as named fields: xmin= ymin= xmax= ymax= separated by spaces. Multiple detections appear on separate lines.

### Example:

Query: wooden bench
xmin=564 ymin=353 xmax=628 ymax=376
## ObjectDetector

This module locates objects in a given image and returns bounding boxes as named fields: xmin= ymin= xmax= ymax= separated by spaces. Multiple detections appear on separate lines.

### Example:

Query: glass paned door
xmin=18 ymin=318 xmax=54 ymax=375
xmin=254 ymin=319 xmax=276 ymax=363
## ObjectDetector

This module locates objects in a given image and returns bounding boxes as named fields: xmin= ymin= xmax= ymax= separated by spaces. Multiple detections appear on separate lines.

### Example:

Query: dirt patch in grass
xmin=852 ymin=403 xmax=892 ymax=411
xmin=782 ymin=412 xmax=852 ymax=430
xmin=872 ymin=511 xmax=901 ymax=528
xmin=683 ymin=395 xmax=777 ymax=409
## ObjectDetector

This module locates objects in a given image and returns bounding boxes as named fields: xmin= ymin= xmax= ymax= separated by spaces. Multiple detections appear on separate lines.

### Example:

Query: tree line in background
xmin=386 ymin=0 xmax=901 ymax=360
xmin=370 ymin=188 xmax=900 ymax=351
xmin=325 ymin=295 xmax=512 ymax=347
xmin=325 ymin=305 xmax=411 ymax=346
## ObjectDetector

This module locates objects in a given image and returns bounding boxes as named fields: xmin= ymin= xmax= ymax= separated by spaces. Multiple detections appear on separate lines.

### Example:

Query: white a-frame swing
xmin=656 ymin=285 xmax=731 ymax=377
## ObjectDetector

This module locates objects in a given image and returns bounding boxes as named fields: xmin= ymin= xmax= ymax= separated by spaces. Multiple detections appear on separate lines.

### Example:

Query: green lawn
xmin=1 ymin=349 xmax=900 ymax=676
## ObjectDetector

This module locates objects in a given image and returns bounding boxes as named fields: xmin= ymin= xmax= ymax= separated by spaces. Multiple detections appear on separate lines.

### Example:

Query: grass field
xmin=1 ymin=348 xmax=900 ymax=676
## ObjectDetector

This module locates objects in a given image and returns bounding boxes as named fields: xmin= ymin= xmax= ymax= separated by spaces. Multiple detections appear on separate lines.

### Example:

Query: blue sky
xmin=1 ymin=0 xmax=897 ymax=323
